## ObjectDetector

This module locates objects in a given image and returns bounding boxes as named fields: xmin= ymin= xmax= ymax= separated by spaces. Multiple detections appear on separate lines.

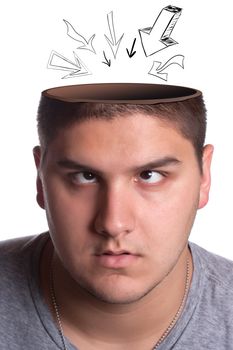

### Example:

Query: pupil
xmin=84 ymin=172 xmax=94 ymax=180
xmin=141 ymin=170 xmax=152 ymax=180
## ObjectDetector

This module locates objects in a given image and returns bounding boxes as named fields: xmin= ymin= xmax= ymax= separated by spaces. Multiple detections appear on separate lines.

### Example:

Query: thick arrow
xmin=63 ymin=19 xmax=96 ymax=54
xmin=126 ymin=38 xmax=137 ymax=58
xmin=47 ymin=50 xmax=92 ymax=79
xmin=104 ymin=11 xmax=124 ymax=58
xmin=102 ymin=51 xmax=111 ymax=67
xmin=139 ymin=5 xmax=182 ymax=57
xmin=148 ymin=54 xmax=184 ymax=81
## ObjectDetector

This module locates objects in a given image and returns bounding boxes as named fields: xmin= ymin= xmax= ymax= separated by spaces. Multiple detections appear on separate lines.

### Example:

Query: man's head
xmin=33 ymin=83 xmax=213 ymax=304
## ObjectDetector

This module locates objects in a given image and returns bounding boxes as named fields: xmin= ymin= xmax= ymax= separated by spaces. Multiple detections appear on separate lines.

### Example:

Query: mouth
xmin=102 ymin=250 xmax=131 ymax=256
xmin=95 ymin=250 xmax=139 ymax=269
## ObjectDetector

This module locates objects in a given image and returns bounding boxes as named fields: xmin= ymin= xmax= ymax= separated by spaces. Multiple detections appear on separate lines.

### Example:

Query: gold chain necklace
xmin=50 ymin=256 xmax=190 ymax=350
xmin=153 ymin=257 xmax=190 ymax=349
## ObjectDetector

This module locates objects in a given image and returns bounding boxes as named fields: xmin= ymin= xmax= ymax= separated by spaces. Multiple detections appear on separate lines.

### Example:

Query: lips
xmin=95 ymin=250 xmax=139 ymax=269
xmin=102 ymin=250 xmax=131 ymax=256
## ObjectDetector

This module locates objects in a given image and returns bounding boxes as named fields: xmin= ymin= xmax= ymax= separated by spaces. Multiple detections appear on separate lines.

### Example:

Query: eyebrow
xmin=56 ymin=156 xmax=181 ymax=174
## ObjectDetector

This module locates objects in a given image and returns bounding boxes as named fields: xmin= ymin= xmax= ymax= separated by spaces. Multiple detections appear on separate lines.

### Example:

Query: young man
xmin=1 ymin=83 xmax=233 ymax=349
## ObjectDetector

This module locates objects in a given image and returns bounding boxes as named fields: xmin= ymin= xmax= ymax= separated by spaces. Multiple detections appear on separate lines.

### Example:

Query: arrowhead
xmin=61 ymin=52 xmax=91 ymax=78
xmin=139 ymin=29 xmax=167 ymax=57
xmin=149 ymin=70 xmax=168 ymax=81
xmin=127 ymin=49 xmax=136 ymax=58
xmin=78 ymin=34 xmax=96 ymax=54
xmin=148 ymin=61 xmax=168 ymax=81
xmin=73 ymin=52 xmax=91 ymax=74
xmin=103 ymin=58 xmax=111 ymax=67
xmin=47 ymin=50 xmax=81 ymax=71
xmin=105 ymin=34 xmax=124 ymax=59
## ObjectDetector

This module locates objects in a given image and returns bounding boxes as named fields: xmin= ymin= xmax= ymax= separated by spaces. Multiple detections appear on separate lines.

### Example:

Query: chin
xmin=88 ymin=288 xmax=147 ymax=305
xmin=79 ymin=277 xmax=159 ymax=305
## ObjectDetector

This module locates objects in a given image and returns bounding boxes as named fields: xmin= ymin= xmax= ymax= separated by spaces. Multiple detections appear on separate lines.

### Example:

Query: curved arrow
xmin=149 ymin=55 xmax=184 ymax=81
xmin=63 ymin=19 xmax=96 ymax=54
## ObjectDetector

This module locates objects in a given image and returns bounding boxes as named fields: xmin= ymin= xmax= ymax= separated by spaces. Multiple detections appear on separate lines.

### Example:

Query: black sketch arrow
xmin=126 ymin=38 xmax=137 ymax=58
xmin=139 ymin=5 xmax=182 ymax=56
xmin=63 ymin=19 xmax=96 ymax=54
xmin=104 ymin=11 xmax=124 ymax=58
xmin=102 ymin=51 xmax=111 ymax=67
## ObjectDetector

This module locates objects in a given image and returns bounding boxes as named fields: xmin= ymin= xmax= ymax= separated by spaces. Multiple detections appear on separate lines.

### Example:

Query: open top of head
xmin=42 ymin=83 xmax=201 ymax=104
xmin=38 ymin=83 xmax=206 ymax=172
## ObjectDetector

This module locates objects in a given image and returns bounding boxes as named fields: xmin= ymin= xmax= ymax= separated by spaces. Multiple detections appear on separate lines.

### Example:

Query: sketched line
xmin=139 ymin=5 xmax=182 ymax=57
xmin=102 ymin=51 xmax=111 ymax=67
xmin=63 ymin=19 xmax=96 ymax=54
xmin=47 ymin=50 xmax=92 ymax=79
xmin=126 ymin=38 xmax=137 ymax=58
xmin=148 ymin=54 xmax=184 ymax=81
xmin=104 ymin=11 xmax=124 ymax=59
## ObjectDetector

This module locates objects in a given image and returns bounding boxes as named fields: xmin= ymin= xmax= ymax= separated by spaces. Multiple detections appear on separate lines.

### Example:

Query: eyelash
xmin=68 ymin=170 xmax=167 ymax=186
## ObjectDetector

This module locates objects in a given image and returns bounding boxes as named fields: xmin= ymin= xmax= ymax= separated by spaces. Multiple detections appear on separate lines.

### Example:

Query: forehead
xmin=45 ymin=113 xmax=197 ymax=172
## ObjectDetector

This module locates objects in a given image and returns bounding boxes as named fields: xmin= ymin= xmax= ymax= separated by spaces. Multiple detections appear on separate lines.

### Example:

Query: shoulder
xmin=190 ymin=242 xmax=233 ymax=294
xmin=0 ymin=232 xmax=49 ymax=305
xmin=0 ymin=232 xmax=49 ymax=255
xmin=0 ymin=235 xmax=36 ymax=255
xmin=0 ymin=232 xmax=49 ymax=277
xmin=0 ymin=233 xmax=59 ymax=348
xmin=185 ymin=243 xmax=233 ymax=345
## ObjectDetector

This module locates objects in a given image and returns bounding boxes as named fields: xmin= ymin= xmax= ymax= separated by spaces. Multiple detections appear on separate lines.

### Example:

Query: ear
xmin=198 ymin=144 xmax=214 ymax=209
xmin=33 ymin=146 xmax=45 ymax=209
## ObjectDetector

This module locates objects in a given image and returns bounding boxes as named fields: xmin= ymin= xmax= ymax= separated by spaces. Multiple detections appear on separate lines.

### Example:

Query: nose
xmin=94 ymin=184 xmax=135 ymax=238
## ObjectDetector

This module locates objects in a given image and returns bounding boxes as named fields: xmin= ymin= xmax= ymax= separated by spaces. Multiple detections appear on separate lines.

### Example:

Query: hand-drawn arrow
xmin=126 ymin=38 xmax=137 ymax=58
xmin=102 ymin=51 xmax=111 ymax=67
xmin=63 ymin=19 xmax=96 ymax=54
xmin=104 ymin=11 xmax=124 ymax=59
xmin=148 ymin=54 xmax=184 ymax=81
xmin=139 ymin=5 xmax=182 ymax=57
xmin=47 ymin=50 xmax=92 ymax=79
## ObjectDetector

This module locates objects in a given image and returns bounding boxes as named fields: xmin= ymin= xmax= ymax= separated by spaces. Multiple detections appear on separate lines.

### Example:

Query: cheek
xmin=43 ymin=184 xmax=99 ymax=269
xmin=140 ymin=180 xmax=199 ymax=249
xmin=43 ymin=178 xmax=97 ymax=238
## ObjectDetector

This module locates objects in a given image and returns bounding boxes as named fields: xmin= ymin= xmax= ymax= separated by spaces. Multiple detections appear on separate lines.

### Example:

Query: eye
xmin=70 ymin=171 xmax=97 ymax=184
xmin=139 ymin=170 xmax=164 ymax=184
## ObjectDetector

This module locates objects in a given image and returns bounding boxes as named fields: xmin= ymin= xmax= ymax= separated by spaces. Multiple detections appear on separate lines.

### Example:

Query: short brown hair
xmin=36 ymin=84 xmax=207 ymax=172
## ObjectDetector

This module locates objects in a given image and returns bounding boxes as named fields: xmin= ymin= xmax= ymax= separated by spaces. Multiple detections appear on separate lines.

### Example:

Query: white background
xmin=1 ymin=0 xmax=233 ymax=258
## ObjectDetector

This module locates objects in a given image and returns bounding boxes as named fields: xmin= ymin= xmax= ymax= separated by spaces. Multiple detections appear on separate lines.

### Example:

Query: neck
xmin=40 ymin=240 xmax=192 ymax=348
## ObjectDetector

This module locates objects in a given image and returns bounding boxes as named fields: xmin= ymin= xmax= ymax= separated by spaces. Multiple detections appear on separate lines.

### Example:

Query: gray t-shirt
xmin=0 ymin=232 xmax=233 ymax=349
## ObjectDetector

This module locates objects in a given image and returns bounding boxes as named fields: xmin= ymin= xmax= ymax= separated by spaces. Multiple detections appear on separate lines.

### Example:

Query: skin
xmin=34 ymin=113 xmax=213 ymax=349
